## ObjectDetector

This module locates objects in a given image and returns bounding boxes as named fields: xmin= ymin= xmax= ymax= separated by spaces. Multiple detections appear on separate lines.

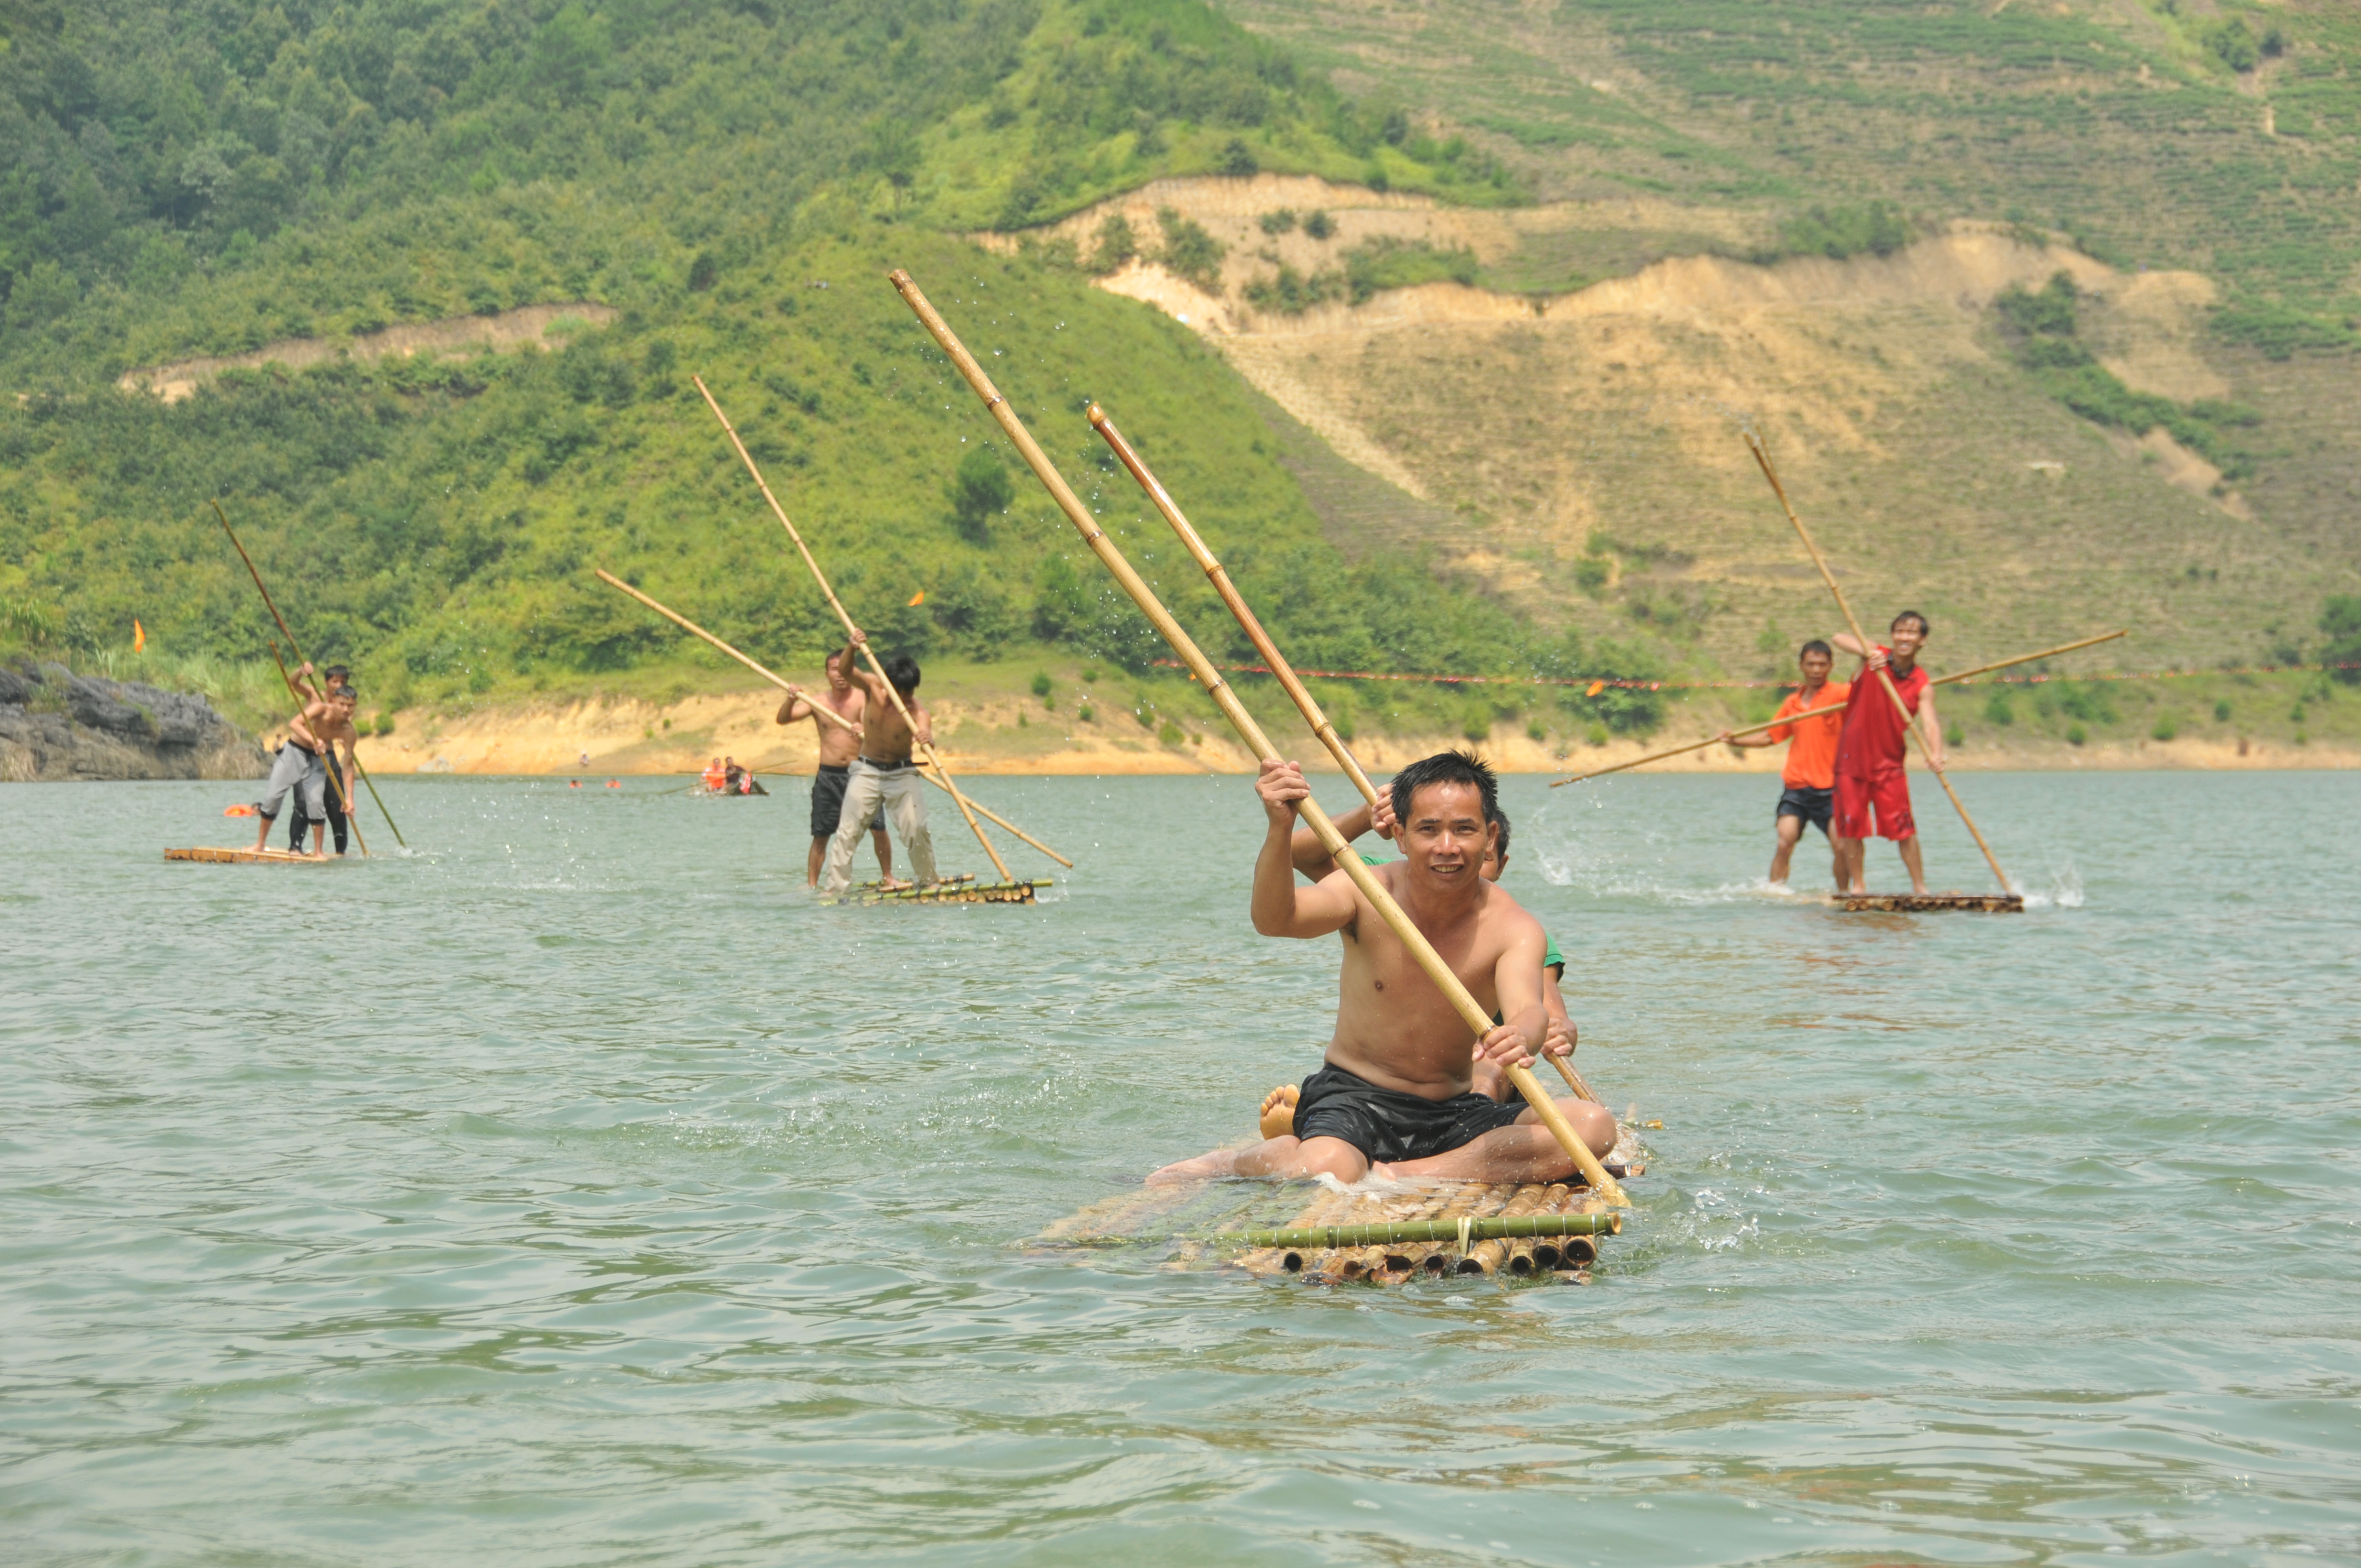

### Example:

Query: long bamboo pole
xmin=1551 ymin=629 xmax=2132 ymax=787
xmin=211 ymin=500 xmax=407 ymax=848
xmin=1089 ymin=409 xmax=1379 ymax=803
xmin=1744 ymin=433 xmax=2014 ymax=893
xmin=1091 ymin=409 xmax=1598 ymax=1108
xmin=891 ymin=268 xmax=1626 ymax=1205
xmin=1073 ymin=1210 xmax=1622 ymax=1251
xmin=264 ymin=639 xmax=368 ymax=855
xmin=592 ymin=569 xmax=1071 ymax=868
xmin=692 ymin=377 xmax=1012 ymax=884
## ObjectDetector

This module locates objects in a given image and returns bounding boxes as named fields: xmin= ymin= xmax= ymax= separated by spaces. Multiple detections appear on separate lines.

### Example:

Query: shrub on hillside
xmin=2322 ymin=596 xmax=2361 ymax=686
xmin=1778 ymin=202 xmax=1911 ymax=261
xmin=947 ymin=447 xmax=1015 ymax=545
xmin=1156 ymin=208 xmax=1227 ymax=291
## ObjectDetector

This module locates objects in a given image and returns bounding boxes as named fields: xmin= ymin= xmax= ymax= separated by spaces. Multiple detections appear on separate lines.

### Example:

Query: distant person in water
xmin=1151 ymin=750 xmax=1613 ymax=1186
xmin=779 ymin=647 xmax=890 ymax=888
xmin=1720 ymin=640 xmax=1851 ymax=891
xmin=1261 ymin=788 xmax=1576 ymax=1137
xmin=254 ymin=684 xmax=359 ymax=858
xmin=1832 ymin=611 xmax=1945 ymax=895
xmin=819 ymin=629 xmax=937 ymax=896
xmin=286 ymin=663 xmax=352 ymax=857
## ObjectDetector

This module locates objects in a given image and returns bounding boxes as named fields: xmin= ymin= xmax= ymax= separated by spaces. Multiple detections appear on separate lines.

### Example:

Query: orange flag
xmin=1585 ymin=680 xmax=1605 ymax=697
xmin=133 ymin=619 xmax=146 ymax=652
xmin=907 ymin=590 xmax=925 ymax=606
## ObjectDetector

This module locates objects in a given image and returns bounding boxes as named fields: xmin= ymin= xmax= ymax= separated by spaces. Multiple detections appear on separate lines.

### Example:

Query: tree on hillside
xmin=948 ymin=446 xmax=1015 ymax=545
xmin=2323 ymin=597 xmax=2361 ymax=686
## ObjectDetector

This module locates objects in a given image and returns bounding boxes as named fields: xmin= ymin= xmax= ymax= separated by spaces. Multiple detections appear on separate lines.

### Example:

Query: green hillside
xmin=0 ymin=0 xmax=1654 ymax=733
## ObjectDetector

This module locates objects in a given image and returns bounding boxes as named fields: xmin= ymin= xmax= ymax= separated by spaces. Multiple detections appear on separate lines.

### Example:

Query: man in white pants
xmin=821 ymin=631 xmax=938 ymax=895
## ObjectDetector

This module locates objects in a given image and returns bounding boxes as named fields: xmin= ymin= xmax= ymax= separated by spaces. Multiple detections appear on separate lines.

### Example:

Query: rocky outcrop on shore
xmin=0 ymin=661 xmax=268 ymax=782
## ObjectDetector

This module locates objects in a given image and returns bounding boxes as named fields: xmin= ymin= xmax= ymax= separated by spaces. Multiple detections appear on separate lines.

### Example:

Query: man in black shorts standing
xmin=1721 ymin=639 xmax=1850 ymax=890
xmin=777 ymin=647 xmax=891 ymax=888
xmin=287 ymin=663 xmax=353 ymax=856
xmin=1151 ymin=750 xmax=1613 ymax=1185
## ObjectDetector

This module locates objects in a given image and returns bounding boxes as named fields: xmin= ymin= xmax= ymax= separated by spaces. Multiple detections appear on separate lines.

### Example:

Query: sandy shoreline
xmin=347 ymin=690 xmax=2360 ymax=777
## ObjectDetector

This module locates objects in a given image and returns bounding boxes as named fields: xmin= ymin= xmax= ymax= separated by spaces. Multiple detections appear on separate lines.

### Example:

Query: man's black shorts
xmin=809 ymin=763 xmax=885 ymax=839
xmin=1292 ymin=1062 xmax=1526 ymax=1166
xmin=1776 ymin=785 xmax=1835 ymax=835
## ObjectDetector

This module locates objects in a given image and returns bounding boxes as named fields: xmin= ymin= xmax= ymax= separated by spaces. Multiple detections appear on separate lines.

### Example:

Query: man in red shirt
xmin=1831 ymin=611 xmax=1945 ymax=895
xmin=1722 ymin=639 xmax=1850 ymax=889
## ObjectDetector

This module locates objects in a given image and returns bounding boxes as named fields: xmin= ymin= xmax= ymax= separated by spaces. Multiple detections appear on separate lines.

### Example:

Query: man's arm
xmin=288 ymin=700 xmax=328 ymax=750
xmin=1916 ymin=687 xmax=1946 ymax=769
xmin=837 ymin=633 xmax=885 ymax=699
xmin=336 ymin=731 xmax=359 ymax=811
xmin=775 ymin=689 xmax=814 ymax=726
xmin=1473 ymin=916 xmax=1548 ymax=1069
xmin=1286 ymin=790 xmax=1396 ymax=878
xmin=907 ymin=696 xmax=933 ymax=749
xmin=1540 ymin=968 xmax=1576 ymax=1060
xmin=1251 ymin=760 xmax=1359 ymax=938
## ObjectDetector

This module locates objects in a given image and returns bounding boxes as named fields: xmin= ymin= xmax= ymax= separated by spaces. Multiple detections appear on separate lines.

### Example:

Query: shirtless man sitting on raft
xmin=1150 ymin=750 xmax=1615 ymax=1186
xmin=1259 ymin=790 xmax=1577 ymax=1136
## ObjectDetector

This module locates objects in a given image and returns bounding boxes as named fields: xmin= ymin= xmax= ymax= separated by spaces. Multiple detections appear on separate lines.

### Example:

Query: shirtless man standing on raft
xmin=1151 ymin=750 xmax=1615 ymax=1186
xmin=779 ymin=647 xmax=891 ymax=889
xmin=818 ymin=629 xmax=938 ymax=896
xmin=252 ymin=684 xmax=360 ymax=858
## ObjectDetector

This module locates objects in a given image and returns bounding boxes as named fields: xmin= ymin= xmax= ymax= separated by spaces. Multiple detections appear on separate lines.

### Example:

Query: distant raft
xmin=1839 ymin=892 xmax=2023 ymax=913
xmin=823 ymin=876 xmax=1050 ymax=906
xmin=165 ymin=846 xmax=334 ymax=865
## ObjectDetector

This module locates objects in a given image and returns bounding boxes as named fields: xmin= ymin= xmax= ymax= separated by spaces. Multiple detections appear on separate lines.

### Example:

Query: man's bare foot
xmin=1257 ymin=1084 xmax=1299 ymax=1140
xmin=1146 ymin=1149 xmax=1241 ymax=1185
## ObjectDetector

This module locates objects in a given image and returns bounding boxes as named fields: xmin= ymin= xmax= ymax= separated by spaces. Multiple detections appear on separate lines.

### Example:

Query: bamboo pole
xmin=1743 ymin=433 xmax=2014 ymax=894
xmin=1092 ymin=406 xmax=1597 ymax=1107
xmin=592 ymin=569 xmax=1071 ymax=868
xmin=1090 ymin=407 xmax=1378 ymax=803
xmin=1170 ymin=1209 xmax=1622 ymax=1252
xmin=691 ymin=378 xmax=1012 ymax=884
xmin=892 ymin=268 xmax=1627 ymax=1206
xmin=212 ymin=500 xmax=407 ymax=848
xmin=263 ymin=639 xmax=367 ymax=856
xmin=1551 ymin=629 xmax=2130 ymax=787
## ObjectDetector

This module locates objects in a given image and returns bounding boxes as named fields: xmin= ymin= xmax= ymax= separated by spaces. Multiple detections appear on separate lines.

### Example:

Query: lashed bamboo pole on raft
xmin=892 ymin=268 xmax=1628 ymax=1206
xmin=212 ymin=500 xmax=407 ymax=847
xmin=1072 ymin=1209 xmax=1622 ymax=1252
xmin=1744 ymin=433 xmax=2015 ymax=895
xmin=1091 ymin=406 xmax=1599 ymax=1104
xmin=264 ymin=639 xmax=368 ymax=856
xmin=692 ymin=377 xmax=1012 ymax=885
xmin=1551 ymin=629 xmax=2131 ymax=787
xmin=592 ymin=569 xmax=1071 ymax=868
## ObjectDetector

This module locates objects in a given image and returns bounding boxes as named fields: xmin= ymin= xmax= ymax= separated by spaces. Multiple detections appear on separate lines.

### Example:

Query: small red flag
xmin=133 ymin=619 xmax=146 ymax=652
xmin=1585 ymin=680 xmax=1605 ymax=697
xmin=908 ymin=590 xmax=926 ymax=606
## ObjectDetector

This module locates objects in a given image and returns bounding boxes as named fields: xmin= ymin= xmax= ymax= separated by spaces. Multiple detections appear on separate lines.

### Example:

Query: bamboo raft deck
xmin=823 ymin=876 xmax=1051 ymax=906
xmin=1035 ymin=1124 xmax=1646 ymax=1286
xmin=1838 ymin=892 xmax=2023 ymax=913
xmin=165 ymin=846 xmax=333 ymax=865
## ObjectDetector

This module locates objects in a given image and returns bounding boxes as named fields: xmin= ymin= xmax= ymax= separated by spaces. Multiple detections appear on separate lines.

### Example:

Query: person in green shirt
xmin=1263 ymin=789 xmax=1576 ymax=1136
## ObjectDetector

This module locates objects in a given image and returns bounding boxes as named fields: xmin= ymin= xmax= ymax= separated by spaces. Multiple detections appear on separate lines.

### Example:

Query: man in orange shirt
xmin=1722 ymin=640 xmax=1850 ymax=889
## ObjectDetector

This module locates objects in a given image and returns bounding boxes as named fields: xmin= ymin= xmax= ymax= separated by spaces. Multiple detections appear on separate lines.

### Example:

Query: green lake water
xmin=2 ymin=770 xmax=2355 ymax=1565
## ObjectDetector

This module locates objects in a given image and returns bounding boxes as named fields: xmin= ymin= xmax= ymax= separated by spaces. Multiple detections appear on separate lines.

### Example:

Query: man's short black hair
xmin=1891 ymin=609 xmax=1929 ymax=636
xmin=883 ymin=654 xmax=921 ymax=692
xmin=1489 ymin=807 xmax=1511 ymax=862
xmin=1799 ymin=639 xmax=1833 ymax=660
xmin=333 ymin=684 xmax=358 ymax=700
xmin=323 ymin=664 xmax=351 ymax=679
xmin=1390 ymin=749 xmax=1498 ymax=829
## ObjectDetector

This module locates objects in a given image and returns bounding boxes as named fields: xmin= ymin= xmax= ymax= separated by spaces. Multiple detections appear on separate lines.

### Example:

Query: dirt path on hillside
xmin=119 ymin=303 xmax=619 ymax=402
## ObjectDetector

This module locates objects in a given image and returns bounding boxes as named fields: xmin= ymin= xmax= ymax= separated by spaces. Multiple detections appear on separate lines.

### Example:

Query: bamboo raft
xmin=823 ymin=876 xmax=1051 ymax=906
xmin=164 ymin=846 xmax=332 ymax=864
xmin=1037 ymin=1174 xmax=1623 ymax=1283
xmin=1035 ymin=1121 xmax=1647 ymax=1285
xmin=1838 ymin=892 xmax=2023 ymax=913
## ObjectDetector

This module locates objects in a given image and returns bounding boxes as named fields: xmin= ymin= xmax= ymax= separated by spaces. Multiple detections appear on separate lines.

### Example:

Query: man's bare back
xmin=839 ymin=631 xmax=928 ymax=762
